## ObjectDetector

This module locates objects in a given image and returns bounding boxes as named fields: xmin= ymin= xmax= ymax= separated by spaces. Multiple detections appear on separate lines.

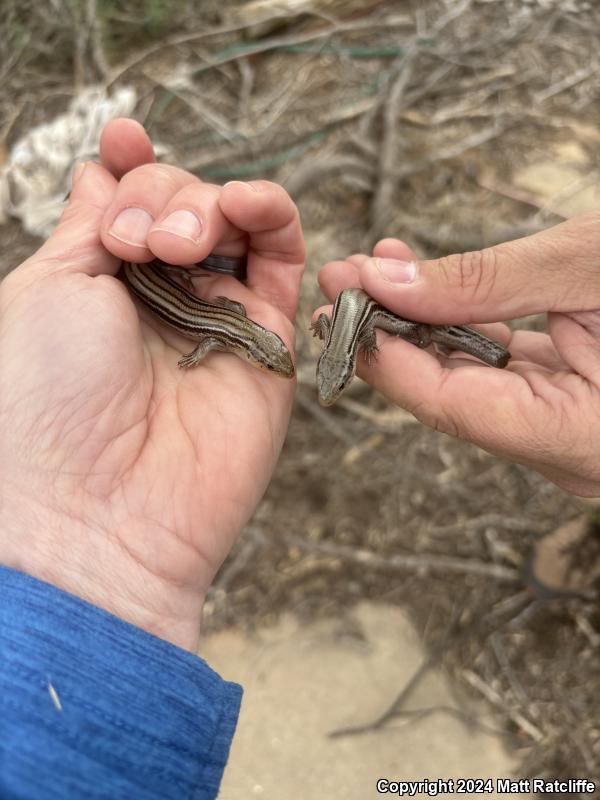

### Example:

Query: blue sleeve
xmin=0 ymin=566 xmax=242 ymax=800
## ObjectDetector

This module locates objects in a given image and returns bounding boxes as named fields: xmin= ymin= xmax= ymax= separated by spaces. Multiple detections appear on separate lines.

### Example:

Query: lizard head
xmin=316 ymin=352 xmax=356 ymax=406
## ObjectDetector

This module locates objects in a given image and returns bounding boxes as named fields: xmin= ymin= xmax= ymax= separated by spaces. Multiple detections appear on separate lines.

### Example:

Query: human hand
xmin=317 ymin=215 xmax=600 ymax=497
xmin=0 ymin=119 xmax=304 ymax=651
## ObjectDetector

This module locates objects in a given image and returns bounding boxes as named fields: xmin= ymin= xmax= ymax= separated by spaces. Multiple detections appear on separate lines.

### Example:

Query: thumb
xmin=32 ymin=161 xmax=120 ymax=277
xmin=359 ymin=212 xmax=600 ymax=324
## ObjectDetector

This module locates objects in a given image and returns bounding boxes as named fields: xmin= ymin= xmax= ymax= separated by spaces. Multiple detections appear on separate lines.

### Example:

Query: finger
xmin=99 ymin=118 xmax=155 ymax=179
xmin=318 ymin=238 xmax=419 ymax=297
xmin=147 ymin=182 xmax=245 ymax=265
xmin=373 ymin=237 xmax=418 ymax=262
xmin=101 ymin=164 xmax=197 ymax=261
xmin=219 ymin=180 xmax=304 ymax=320
xmin=353 ymin=332 xmax=552 ymax=462
xmin=346 ymin=254 xmax=368 ymax=267
xmin=359 ymin=212 xmax=600 ymax=324
xmin=30 ymin=162 xmax=120 ymax=277
xmin=318 ymin=259 xmax=361 ymax=296
xmin=507 ymin=329 xmax=567 ymax=371
xmin=345 ymin=249 xmax=416 ymax=269
xmin=548 ymin=310 xmax=600 ymax=385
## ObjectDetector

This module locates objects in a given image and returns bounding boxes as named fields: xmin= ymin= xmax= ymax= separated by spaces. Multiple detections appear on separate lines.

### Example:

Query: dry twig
xmin=461 ymin=669 xmax=544 ymax=743
xmin=283 ymin=534 xmax=519 ymax=581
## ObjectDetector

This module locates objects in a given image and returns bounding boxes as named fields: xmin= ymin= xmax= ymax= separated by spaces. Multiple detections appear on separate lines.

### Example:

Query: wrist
xmin=0 ymin=489 xmax=205 ymax=651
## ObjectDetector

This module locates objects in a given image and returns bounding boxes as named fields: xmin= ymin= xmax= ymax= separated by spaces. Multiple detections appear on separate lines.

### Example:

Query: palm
xmin=120 ymin=274 xmax=295 ymax=572
xmin=365 ymin=312 xmax=600 ymax=494
xmin=474 ymin=318 xmax=598 ymax=487
xmin=0 ymin=262 xmax=293 ymax=591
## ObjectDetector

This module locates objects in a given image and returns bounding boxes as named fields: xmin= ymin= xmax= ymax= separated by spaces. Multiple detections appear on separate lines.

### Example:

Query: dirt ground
xmin=200 ymin=603 xmax=530 ymax=799
xmin=2 ymin=0 xmax=600 ymax=792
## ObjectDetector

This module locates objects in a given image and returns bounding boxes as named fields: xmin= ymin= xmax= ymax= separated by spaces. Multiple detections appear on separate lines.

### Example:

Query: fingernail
xmin=153 ymin=210 xmax=202 ymax=242
xmin=109 ymin=207 xmax=154 ymax=247
xmin=223 ymin=180 xmax=258 ymax=192
xmin=71 ymin=162 xmax=87 ymax=187
xmin=374 ymin=257 xmax=417 ymax=283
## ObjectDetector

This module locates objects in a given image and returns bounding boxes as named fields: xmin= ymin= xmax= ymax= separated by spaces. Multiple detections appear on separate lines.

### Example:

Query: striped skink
xmin=312 ymin=288 xmax=510 ymax=406
xmin=121 ymin=261 xmax=295 ymax=377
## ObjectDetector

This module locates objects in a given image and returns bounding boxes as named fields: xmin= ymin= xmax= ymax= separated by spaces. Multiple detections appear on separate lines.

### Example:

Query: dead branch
xmin=429 ymin=512 xmax=548 ymax=537
xmin=461 ymin=669 xmax=545 ymax=743
xmin=283 ymin=534 xmax=519 ymax=581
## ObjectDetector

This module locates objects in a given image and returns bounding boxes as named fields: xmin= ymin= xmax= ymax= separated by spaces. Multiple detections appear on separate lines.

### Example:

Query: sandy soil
xmin=200 ymin=603 xmax=531 ymax=799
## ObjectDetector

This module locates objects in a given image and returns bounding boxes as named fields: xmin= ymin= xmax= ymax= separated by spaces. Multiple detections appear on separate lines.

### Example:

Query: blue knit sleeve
xmin=0 ymin=566 xmax=242 ymax=800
